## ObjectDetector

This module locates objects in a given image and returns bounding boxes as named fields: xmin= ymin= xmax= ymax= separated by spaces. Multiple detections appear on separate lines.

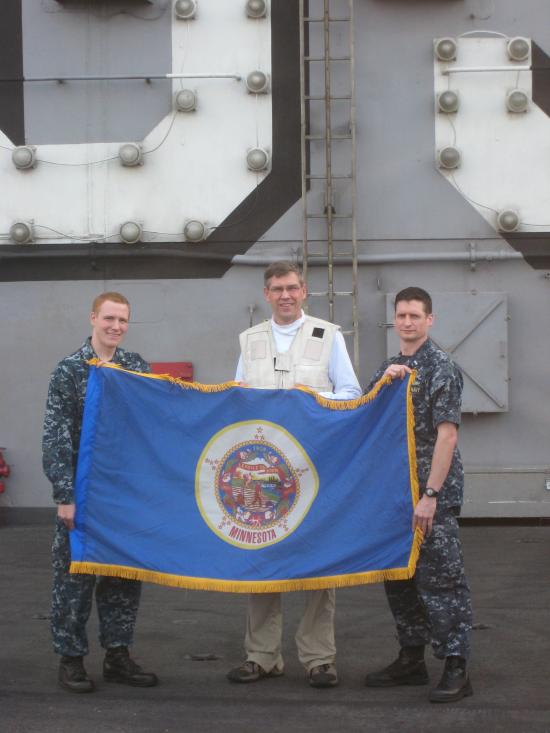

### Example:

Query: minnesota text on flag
xmin=70 ymin=363 xmax=421 ymax=593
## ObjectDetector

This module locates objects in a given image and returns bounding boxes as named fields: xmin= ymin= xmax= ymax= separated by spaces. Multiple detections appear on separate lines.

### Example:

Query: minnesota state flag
xmin=70 ymin=363 xmax=421 ymax=592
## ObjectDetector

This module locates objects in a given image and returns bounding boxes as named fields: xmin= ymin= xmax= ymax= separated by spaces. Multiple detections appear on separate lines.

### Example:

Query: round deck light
xmin=175 ymin=0 xmax=197 ymax=20
xmin=434 ymin=38 xmax=457 ymax=62
xmin=437 ymin=90 xmax=459 ymax=113
xmin=120 ymin=221 xmax=143 ymax=244
xmin=507 ymin=37 xmax=530 ymax=62
xmin=119 ymin=143 xmax=143 ymax=167
xmin=437 ymin=146 xmax=461 ymax=169
xmin=246 ymin=70 xmax=269 ymax=94
xmin=497 ymin=209 xmax=520 ymax=232
xmin=246 ymin=147 xmax=270 ymax=171
xmin=12 ymin=146 xmax=36 ymax=170
xmin=506 ymin=89 xmax=529 ymax=113
xmin=184 ymin=220 xmax=206 ymax=242
xmin=246 ymin=0 xmax=267 ymax=18
xmin=175 ymin=89 xmax=197 ymax=112
xmin=10 ymin=221 xmax=33 ymax=244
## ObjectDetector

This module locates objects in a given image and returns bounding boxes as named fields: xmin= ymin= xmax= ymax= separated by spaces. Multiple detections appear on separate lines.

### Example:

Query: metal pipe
xmin=0 ymin=73 xmax=241 ymax=82
xmin=442 ymin=65 xmax=530 ymax=75
xmin=298 ymin=0 xmax=308 ymax=283
xmin=348 ymin=0 xmax=359 ymax=370
xmin=232 ymin=250 xmax=524 ymax=265
xmin=0 ymin=249 xmax=528 ymax=264
xmin=0 ymin=248 xmax=233 ymax=261
xmin=323 ymin=0 xmax=335 ymax=322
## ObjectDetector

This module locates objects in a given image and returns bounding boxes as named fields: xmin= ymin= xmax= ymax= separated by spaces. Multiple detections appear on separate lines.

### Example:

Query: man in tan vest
xmin=226 ymin=261 xmax=361 ymax=688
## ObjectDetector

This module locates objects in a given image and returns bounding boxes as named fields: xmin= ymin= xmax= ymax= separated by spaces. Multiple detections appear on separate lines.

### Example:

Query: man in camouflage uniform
xmin=364 ymin=286 xmax=473 ymax=703
xmin=43 ymin=291 xmax=158 ymax=693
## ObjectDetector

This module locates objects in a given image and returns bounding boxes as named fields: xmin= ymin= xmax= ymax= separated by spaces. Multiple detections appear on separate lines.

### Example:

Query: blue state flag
xmin=70 ymin=363 xmax=421 ymax=592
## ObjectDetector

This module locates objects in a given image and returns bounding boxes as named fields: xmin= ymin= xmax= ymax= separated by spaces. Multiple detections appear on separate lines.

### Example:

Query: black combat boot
xmin=365 ymin=646 xmax=428 ymax=687
xmin=58 ymin=655 xmax=95 ymax=693
xmin=103 ymin=646 xmax=159 ymax=687
xmin=429 ymin=656 xmax=472 ymax=703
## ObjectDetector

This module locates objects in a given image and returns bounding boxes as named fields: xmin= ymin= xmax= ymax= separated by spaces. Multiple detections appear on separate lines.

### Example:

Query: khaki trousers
xmin=244 ymin=589 xmax=336 ymax=673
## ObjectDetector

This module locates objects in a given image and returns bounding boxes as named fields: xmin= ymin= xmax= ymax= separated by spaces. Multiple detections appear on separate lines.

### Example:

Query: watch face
xmin=425 ymin=488 xmax=437 ymax=498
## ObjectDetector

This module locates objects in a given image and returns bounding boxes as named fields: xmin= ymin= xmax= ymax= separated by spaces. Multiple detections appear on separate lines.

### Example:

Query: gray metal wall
xmin=1 ymin=0 xmax=549 ymax=515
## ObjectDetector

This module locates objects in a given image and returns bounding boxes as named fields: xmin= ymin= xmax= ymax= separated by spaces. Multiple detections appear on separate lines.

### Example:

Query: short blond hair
xmin=92 ymin=291 xmax=130 ymax=315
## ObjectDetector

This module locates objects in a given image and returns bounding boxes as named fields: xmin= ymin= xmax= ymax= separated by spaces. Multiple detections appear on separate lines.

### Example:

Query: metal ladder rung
xmin=304 ymin=17 xmax=351 ymax=23
xmin=306 ymin=174 xmax=352 ymax=180
xmin=341 ymin=330 xmax=356 ymax=337
xmin=308 ymin=247 xmax=353 ymax=253
xmin=306 ymin=213 xmax=353 ymax=219
xmin=309 ymin=291 xmax=354 ymax=297
xmin=307 ymin=256 xmax=355 ymax=262
xmin=305 ymin=134 xmax=352 ymax=140
xmin=304 ymin=56 xmax=351 ymax=62
xmin=305 ymin=95 xmax=351 ymax=100
xmin=308 ymin=246 xmax=353 ymax=253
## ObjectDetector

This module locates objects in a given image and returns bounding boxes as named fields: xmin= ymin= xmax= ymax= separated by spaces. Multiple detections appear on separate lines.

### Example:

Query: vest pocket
xmin=294 ymin=365 xmax=331 ymax=390
xmin=250 ymin=340 xmax=267 ymax=360
xmin=303 ymin=338 xmax=324 ymax=361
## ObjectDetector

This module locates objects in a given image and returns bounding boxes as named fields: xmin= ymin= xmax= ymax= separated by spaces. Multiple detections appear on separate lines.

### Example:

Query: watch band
xmin=423 ymin=487 xmax=439 ymax=499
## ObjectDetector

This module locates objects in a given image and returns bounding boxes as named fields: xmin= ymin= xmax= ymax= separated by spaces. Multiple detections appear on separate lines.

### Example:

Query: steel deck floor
xmin=1 ymin=523 xmax=549 ymax=733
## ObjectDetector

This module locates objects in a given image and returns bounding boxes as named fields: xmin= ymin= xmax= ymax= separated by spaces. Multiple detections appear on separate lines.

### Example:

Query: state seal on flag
xmin=195 ymin=420 xmax=318 ymax=549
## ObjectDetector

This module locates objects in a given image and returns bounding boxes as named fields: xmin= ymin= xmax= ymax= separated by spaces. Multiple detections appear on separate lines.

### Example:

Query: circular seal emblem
xmin=195 ymin=420 xmax=318 ymax=549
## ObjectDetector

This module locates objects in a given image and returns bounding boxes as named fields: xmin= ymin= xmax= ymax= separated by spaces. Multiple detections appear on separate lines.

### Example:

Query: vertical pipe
xmin=299 ymin=0 xmax=309 ymax=289
xmin=349 ymin=0 xmax=359 ymax=371
xmin=324 ymin=0 xmax=334 ymax=322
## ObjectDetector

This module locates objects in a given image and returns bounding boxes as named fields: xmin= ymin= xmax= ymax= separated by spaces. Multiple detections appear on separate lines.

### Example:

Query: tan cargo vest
xmin=239 ymin=315 xmax=339 ymax=391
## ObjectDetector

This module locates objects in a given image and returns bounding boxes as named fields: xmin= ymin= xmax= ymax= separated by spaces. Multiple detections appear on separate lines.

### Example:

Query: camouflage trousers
xmin=51 ymin=519 xmax=141 ymax=657
xmin=384 ymin=508 xmax=473 ymax=660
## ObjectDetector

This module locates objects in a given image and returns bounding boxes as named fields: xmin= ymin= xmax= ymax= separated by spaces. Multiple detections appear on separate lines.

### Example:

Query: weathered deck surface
xmin=1 ymin=521 xmax=548 ymax=733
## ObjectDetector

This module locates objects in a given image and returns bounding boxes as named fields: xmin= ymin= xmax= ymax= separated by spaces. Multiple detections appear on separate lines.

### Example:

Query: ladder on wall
xmin=299 ymin=0 xmax=359 ymax=371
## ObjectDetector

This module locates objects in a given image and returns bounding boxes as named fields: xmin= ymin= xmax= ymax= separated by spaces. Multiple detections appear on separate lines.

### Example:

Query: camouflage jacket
xmin=367 ymin=338 xmax=464 ymax=509
xmin=42 ymin=338 xmax=149 ymax=505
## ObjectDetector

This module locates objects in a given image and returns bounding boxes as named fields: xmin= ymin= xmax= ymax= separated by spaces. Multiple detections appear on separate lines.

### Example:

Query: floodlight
xmin=10 ymin=221 xmax=33 ymax=244
xmin=437 ymin=146 xmax=461 ymax=169
xmin=119 ymin=143 xmax=143 ymax=167
xmin=434 ymin=38 xmax=457 ymax=62
xmin=12 ymin=146 xmax=37 ymax=170
xmin=246 ymin=147 xmax=270 ymax=171
xmin=120 ymin=221 xmax=143 ymax=244
xmin=184 ymin=220 xmax=206 ymax=241
xmin=497 ymin=209 xmax=520 ymax=232
xmin=246 ymin=70 xmax=269 ymax=94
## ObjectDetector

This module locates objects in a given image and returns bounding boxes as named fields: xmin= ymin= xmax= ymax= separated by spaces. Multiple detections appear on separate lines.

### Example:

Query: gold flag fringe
xmin=295 ymin=374 xmax=393 ymax=410
xmin=406 ymin=370 xmax=423 ymax=573
xmin=87 ymin=359 xmax=397 ymax=407
xmin=87 ymin=359 xmax=238 ymax=393
xmin=70 ymin=561 xmax=416 ymax=593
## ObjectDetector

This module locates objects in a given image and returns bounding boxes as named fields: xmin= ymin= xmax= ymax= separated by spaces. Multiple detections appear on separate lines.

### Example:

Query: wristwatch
xmin=423 ymin=487 xmax=439 ymax=499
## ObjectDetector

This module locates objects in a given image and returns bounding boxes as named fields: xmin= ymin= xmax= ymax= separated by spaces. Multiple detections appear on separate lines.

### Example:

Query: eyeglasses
xmin=267 ymin=285 xmax=303 ymax=294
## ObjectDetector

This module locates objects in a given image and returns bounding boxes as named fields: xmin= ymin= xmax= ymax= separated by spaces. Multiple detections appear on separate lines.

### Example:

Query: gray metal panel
xmin=2 ymin=0 xmax=550 ymax=517
xmin=464 ymin=469 xmax=550 ymax=517
xmin=22 ymin=0 xmax=172 ymax=144
xmin=385 ymin=292 xmax=509 ymax=412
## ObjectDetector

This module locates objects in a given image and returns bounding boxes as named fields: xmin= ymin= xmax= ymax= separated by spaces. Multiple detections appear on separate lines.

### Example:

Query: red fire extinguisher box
xmin=0 ymin=448 xmax=10 ymax=494
xmin=150 ymin=362 xmax=193 ymax=382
